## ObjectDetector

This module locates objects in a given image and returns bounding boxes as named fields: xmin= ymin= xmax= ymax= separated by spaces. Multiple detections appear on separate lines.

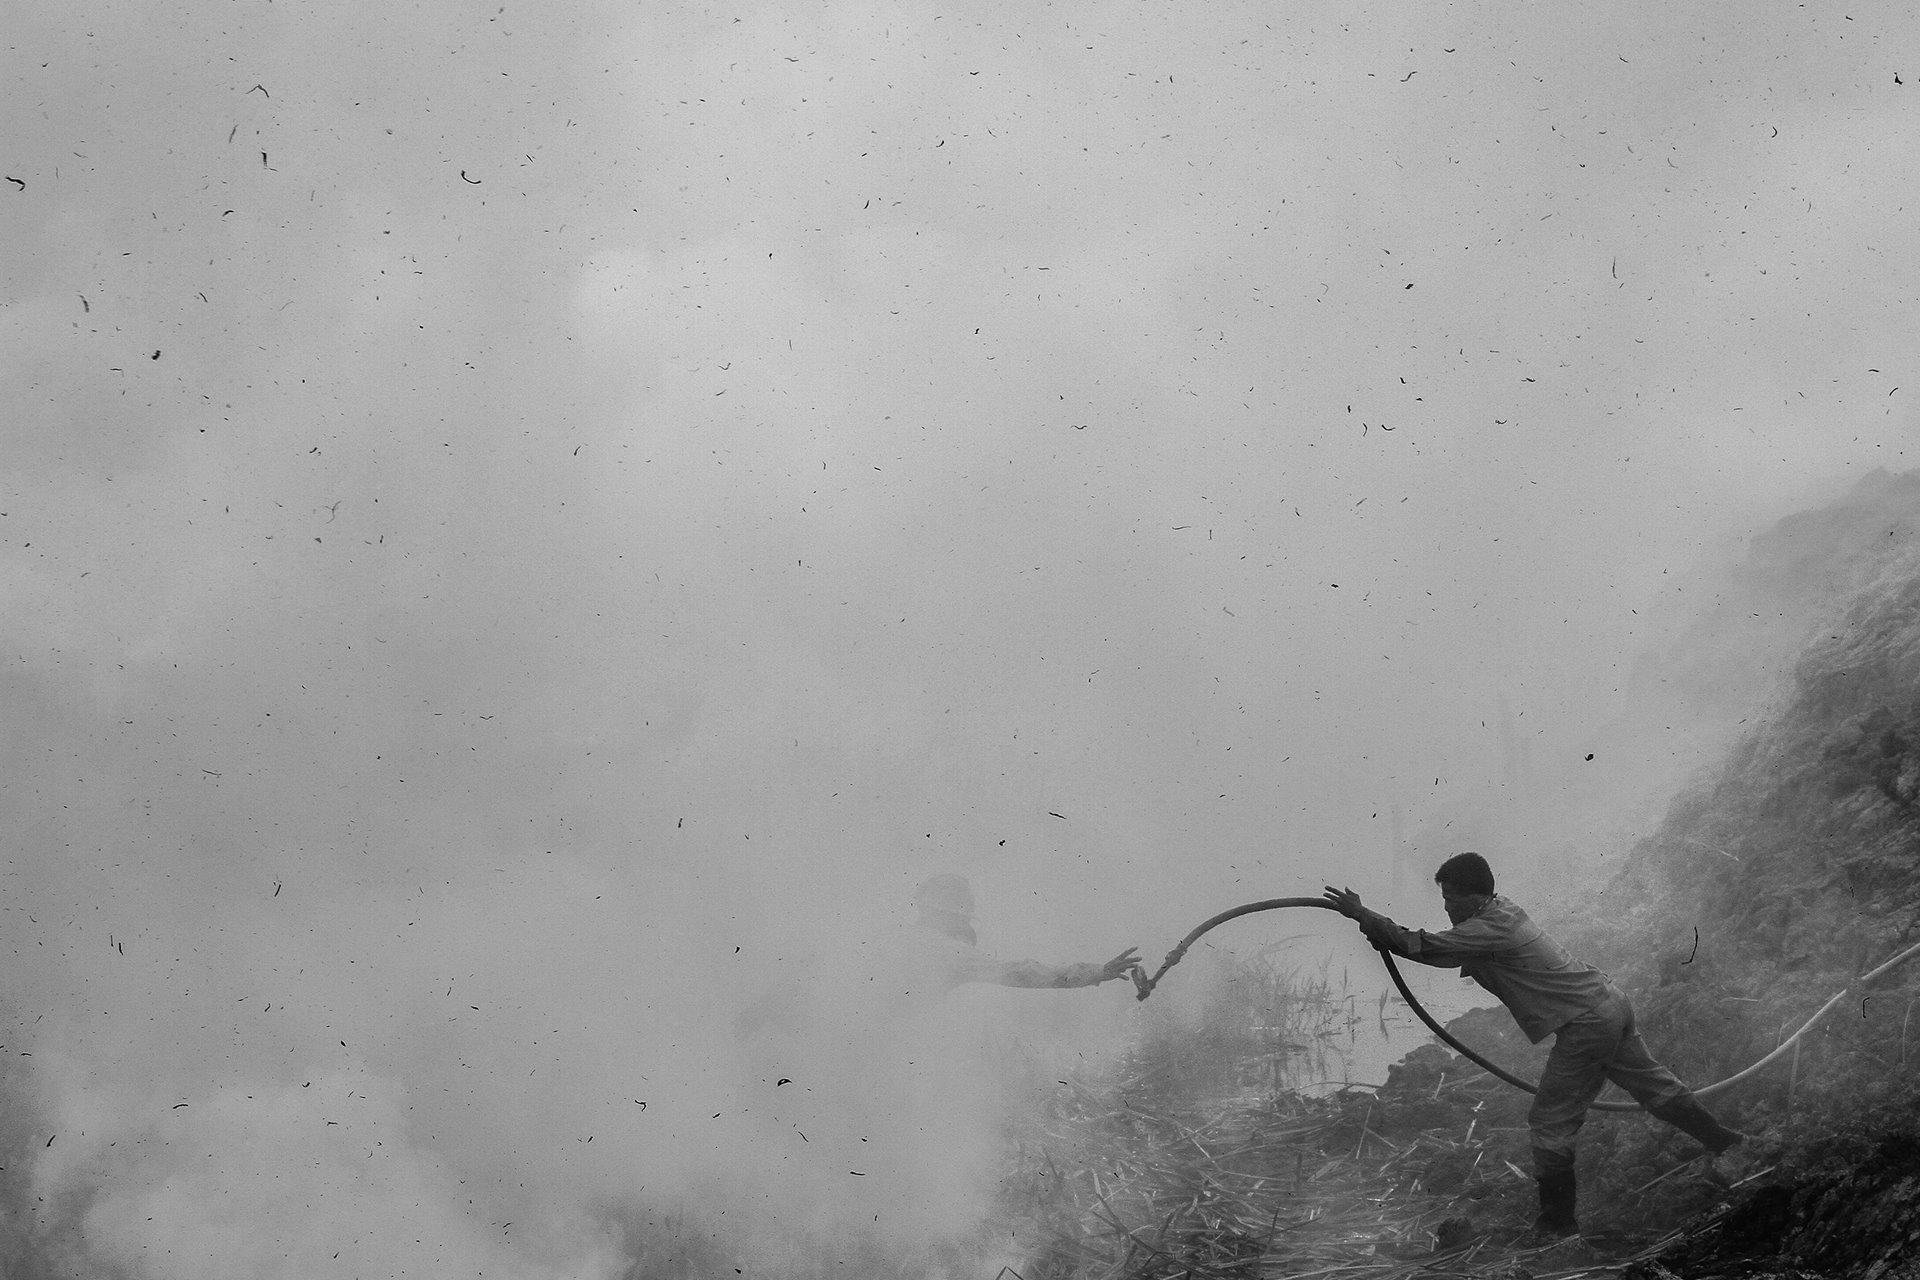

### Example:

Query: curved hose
xmin=1133 ymin=898 xmax=1920 ymax=1113
xmin=1128 ymin=897 xmax=1337 ymax=1001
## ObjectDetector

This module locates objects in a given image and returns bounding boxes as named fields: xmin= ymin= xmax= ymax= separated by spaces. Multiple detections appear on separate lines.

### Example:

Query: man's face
xmin=1440 ymin=881 xmax=1485 ymax=925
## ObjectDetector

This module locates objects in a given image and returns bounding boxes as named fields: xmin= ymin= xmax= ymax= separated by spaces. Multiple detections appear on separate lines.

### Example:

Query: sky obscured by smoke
xmin=3 ymin=0 xmax=1919 ymax=1274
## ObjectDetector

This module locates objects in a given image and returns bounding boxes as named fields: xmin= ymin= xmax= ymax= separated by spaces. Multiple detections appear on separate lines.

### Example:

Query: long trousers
xmin=1528 ymin=987 xmax=1690 ymax=1175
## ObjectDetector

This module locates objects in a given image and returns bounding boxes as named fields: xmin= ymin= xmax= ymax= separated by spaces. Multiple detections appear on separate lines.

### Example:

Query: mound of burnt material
xmin=1636 ymin=1129 xmax=1920 ymax=1279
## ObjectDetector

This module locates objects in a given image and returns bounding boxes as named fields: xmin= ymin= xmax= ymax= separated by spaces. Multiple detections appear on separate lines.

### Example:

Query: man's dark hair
xmin=1434 ymin=852 xmax=1495 ymax=895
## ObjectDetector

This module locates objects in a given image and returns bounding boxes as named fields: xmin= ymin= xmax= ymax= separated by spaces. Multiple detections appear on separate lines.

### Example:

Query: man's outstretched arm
xmin=970 ymin=945 xmax=1142 ymax=989
xmin=1323 ymin=885 xmax=1514 ymax=969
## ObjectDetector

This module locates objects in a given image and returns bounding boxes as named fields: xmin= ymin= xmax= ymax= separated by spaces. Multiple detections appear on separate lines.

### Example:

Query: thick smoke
xmin=0 ymin=636 xmax=1153 ymax=1277
xmin=5 ymin=0 xmax=1917 ymax=1275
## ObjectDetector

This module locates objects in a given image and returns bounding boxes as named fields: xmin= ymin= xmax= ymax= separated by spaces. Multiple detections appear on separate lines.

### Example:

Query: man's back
xmin=1370 ymin=896 xmax=1616 ymax=1042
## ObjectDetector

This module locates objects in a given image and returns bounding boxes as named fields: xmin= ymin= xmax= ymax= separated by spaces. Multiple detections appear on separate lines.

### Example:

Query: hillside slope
xmin=1410 ymin=471 xmax=1920 ymax=1244
xmin=1514 ymin=469 xmax=1920 ymax=1255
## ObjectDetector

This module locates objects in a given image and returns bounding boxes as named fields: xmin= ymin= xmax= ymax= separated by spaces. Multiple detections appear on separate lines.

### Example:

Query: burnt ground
xmin=1629 ymin=1134 xmax=1920 ymax=1280
xmin=999 ymin=1016 xmax=1920 ymax=1280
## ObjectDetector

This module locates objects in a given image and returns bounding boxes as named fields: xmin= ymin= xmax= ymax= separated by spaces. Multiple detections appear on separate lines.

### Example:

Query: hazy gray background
xmin=3 ymin=0 xmax=1917 ymax=1275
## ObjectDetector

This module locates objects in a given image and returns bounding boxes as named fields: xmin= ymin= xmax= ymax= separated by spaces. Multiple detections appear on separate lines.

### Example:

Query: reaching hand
xmin=1101 ymin=946 xmax=1143 ymax=983
xmin=1322 ymin=885 xmax=1365 ymax=919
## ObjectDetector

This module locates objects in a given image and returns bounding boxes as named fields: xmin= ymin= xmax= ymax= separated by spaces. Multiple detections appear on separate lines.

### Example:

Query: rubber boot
xmin=1533 ymin=1169 xmax=1578 ymax=1240
xmin=1649 ymin=1094 xmax=1745 ymax=1155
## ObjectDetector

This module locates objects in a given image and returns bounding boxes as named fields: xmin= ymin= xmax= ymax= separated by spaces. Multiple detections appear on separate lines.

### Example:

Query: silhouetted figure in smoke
xmin=1323 ymin=853 xmax=1744 ymax=1242
xmin=904 ymin=873 xmax=1140 ymax=994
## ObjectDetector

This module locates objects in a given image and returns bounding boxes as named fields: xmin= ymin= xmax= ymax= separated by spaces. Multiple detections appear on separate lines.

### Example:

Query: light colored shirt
xmin=1359 ymin=896 xmax=1616 ymax=1042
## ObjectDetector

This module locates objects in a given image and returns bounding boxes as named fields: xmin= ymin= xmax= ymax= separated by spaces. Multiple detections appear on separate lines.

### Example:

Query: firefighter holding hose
xmin=1323 ymin=853 xmax=1745 ymax=1241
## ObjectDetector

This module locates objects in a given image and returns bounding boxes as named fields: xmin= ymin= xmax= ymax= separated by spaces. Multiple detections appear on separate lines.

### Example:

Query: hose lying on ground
xmin=1130 ymin=897 xmax=1920 ymax=1113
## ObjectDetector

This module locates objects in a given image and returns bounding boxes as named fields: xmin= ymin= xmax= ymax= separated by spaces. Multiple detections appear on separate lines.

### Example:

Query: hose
xmin=1128 ymin=897 xmax=1338 ymax=1002
xmin=1131 ymin=898 xmax=1920 ymax=1114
